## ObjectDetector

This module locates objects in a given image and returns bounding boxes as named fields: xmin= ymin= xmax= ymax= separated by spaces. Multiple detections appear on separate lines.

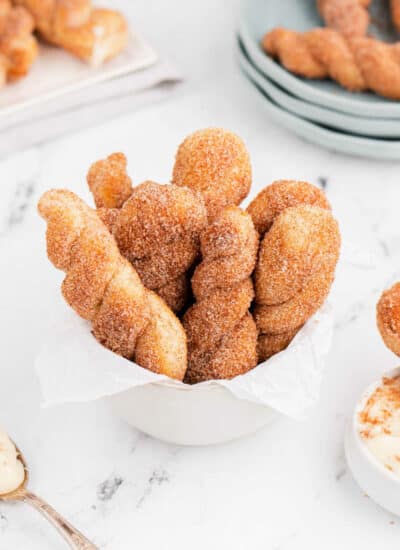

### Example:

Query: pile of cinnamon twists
xmin=0 ymin=0 xmax=128 ymax=87
xmin=263 ymin=0 xmax=400 ymax=100
xmin=38 ymin=128 xmax=341 ymax=384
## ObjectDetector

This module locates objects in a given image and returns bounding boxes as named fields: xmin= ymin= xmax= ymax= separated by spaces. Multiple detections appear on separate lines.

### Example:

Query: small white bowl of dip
xmin=345 ymin=367 xmax=400 ymax=516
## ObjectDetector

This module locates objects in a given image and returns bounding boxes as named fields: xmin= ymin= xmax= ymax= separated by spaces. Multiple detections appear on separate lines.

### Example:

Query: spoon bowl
xmin=0 ymin=436 xmax=98 ymax=549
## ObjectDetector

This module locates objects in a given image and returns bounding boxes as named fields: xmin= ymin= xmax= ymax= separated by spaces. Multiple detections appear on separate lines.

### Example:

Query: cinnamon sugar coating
xmin=87 ymin=153 xmax=133 ymax=209
xmin=172 ymin=128 xmax=252 ymax=222
xmin=257 ymin=329 xmax=300 ymax=361
xmin=87 ymin=154 xmax=208 ymax=313
xmin=38 ymin=189 xmax=187 ymax=380
xmin=15 ymin=1 xmax=128 ymax=65
xmin=248 ymin=181 xmax=340 ymax=362
xmin=377 ymin=283 xmax=400 ymax=356
xmin=183 ymin=207 xmax=259 ymax=383
xmin=0 ymin=1 xmax=38 ymax=83
xmin=263 ymin=27 xmax=400 ymax=99
xmin=112 ymin=181 xmax=207 ymax=313
xmin=317 ymin=0 xmax=371 ymax=38
xmin=247 ymin=179 xmax=330 ymax=235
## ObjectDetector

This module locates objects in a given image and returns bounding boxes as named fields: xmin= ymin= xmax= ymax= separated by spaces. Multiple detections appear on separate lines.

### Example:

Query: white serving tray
xmin=0 ymin=30 xmax=157 ymax=120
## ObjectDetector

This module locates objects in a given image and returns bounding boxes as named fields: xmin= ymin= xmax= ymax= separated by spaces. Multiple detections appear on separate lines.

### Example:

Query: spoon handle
xmin=23 ymin=490 xmax=98 ymax=549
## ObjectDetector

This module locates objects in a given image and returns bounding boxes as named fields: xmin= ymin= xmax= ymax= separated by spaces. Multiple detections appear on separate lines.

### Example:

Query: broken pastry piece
xmin=38 ymin=189 xmax=187 ymax=381
xmin=15 ymin=0 xmax=128 ymax=66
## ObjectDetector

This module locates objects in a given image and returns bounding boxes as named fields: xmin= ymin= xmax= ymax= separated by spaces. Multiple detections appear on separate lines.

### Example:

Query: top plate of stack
xmin=239 ymin=0 xmax=400 ymax=118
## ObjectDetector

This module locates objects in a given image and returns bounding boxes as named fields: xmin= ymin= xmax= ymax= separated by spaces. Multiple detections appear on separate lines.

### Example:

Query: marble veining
xmin=1 ymin=0 xmax=400 ymax=548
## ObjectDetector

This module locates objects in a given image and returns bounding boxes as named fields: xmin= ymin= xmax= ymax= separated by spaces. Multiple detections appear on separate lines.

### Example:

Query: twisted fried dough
xmin=263 ymin=27 xmax=400 ymax=99
xmin=248 ymin=181 xmax=340 ymax=362
xmin=87 ymin=152 xmax=133 ymax=209
xmin=113 ymin=181 xmax=207 ymax=313
xmin=38 ymin=189 xmax=187 ymax=381
xmin=377 ymin=283 xmax=400 ymax=356
xmin=183 ymin=206 xmax=259 ymax=383
xmin=0 ymin=0 xmax=37 ymax=83
xmin=317 ymin=0 xmax=371 ymax=37
xmin=87 ymin=154 xmax=208 ymax=313
xmin=172 ymin=128 xmax=252 ymax=222
xmin=15 ymin=0 xmax=128 ymax=65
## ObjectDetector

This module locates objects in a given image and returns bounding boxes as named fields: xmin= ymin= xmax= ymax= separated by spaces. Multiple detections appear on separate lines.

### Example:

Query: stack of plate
xmin=238 ymin=0 xmax=400 ymax=160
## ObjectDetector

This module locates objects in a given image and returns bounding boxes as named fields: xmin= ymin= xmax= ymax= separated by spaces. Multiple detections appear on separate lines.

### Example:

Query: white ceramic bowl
xmin=345 ymin=367 xmax=400 ymax=516
xmin=108 ymin=383 xmax=277 ymax=446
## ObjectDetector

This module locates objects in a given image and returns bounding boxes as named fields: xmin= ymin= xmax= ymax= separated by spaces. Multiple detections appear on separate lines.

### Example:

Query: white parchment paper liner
xmin=35 ymin=304 xmax=333 ymax=419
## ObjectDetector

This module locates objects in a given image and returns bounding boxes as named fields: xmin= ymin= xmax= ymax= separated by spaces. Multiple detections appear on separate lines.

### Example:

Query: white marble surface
xmin=1 ymin=0 xmax=400 ymax=548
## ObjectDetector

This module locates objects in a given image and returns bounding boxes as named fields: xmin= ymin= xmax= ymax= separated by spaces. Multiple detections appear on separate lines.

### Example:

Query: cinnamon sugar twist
xmin=377 ymin=282 xmax=400 ymax=356
xmin=172 ymin=128 xmax=252 ymax=222
xmin=263 ymin=27 xmax=400 ymax=100
xmin=0 ymin=0 xmax=38 ymax=84
xmin=38 ymin=189 xmax=187 ymax=381
xmin=317 ymin=0 xmax=371 ymax=37
xmin=15 ymin=0 xmax=128 ymax=65
xmin=247 ymin=181 xmax=340 ymax=362
xmin=183 ymin=206 xmax=259 ymax=383
xmin=87 ymin=153 xmax=208 ymax=313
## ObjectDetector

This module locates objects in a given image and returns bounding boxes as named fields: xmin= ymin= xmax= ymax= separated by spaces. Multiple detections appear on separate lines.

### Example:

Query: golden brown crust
xmin=257 ymin=328 xmax=300 ymax=363
xmin=0 ymin=3 xmax=38 ymax=82
xmin=317 ymin=0 xmax=370 ymax=38
xmin=172 ymin=128 xmax=252 ymax=222
xmin=38 ymin=189 xmax=187 ymax=380
xmin=135 ymin=291 xmax=187 ymax=381
xmin=16 ymin=1 xmax=128 ymax=65
xmin=377 ymin=283 xmax=400 ymax=356
xmin=112 ymin=181 xmax=207 ymax=313
xmin=87 ymin=153 xmax=133 ymax=209
xmin=156 ymin=273 xmax=191 ymax=313
xmin=248 ymin=181 xmax=340 ymax=359
xmin=263 ymin=26 xmax=400 ymax=100
xmin=183 ymin=207 xmax=259 ymax=383
xmin=247 ymin=179 xmax=330 ymax=235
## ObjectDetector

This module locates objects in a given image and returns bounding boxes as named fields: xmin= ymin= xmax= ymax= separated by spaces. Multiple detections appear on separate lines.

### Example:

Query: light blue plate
xmin=238 ymin=55 xmax=400 ymax=160
xmin=239 ymin=0 xmax=400 ymax=119
xmin=237 ymin=38 xmax=400 ymax=138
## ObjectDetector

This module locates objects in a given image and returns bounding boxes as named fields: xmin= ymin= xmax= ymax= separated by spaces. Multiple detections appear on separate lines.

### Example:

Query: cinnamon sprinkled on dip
xmin=359 ymin=376 xmax=400 ymax=478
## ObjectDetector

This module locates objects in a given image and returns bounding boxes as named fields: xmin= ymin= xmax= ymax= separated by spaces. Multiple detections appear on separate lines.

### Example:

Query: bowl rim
xmin=352 ymin=366 xmax=400 ymax=485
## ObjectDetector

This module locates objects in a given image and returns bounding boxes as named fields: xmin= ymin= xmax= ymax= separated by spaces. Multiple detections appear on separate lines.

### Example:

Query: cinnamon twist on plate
xmin=377 ymin=282 xmax=400 ymax=356
xmin=87 ymin=153 xmax=208 ymax=313
xmin=38 ymin=189 xmax=187 ymax=381
xmin=15 ymin=0 xmax=128 ymax=66
xmin=263 ymin=27 xmax=400 ymax=99
xmin=183 ymin=206 xmax=259 ymax=384
xmin=172 ymin=128 xmax=252 ymax=222
xmin=247 ymin=180 xmax=340 ymax=362
xmin=0 ymin=0 xmax=38 ymax=84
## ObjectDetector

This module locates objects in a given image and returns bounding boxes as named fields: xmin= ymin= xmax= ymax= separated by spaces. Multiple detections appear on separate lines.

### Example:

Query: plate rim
xmin=238 ymin=0 xmax=400 ymax=119
xmin=240 ymin=65 xmax=400 ymax=160
xmin=237 ymin=37 xmax=400 ymax=138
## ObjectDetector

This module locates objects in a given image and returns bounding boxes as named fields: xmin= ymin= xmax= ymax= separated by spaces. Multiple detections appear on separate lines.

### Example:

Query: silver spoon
xmin=0 ymin=441 xmax=98 ymax=549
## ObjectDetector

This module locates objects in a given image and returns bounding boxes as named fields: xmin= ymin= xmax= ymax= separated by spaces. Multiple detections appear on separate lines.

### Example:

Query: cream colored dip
xmin=0 ymin=428 xmax=25 ymax=494
xmin=359 ymin=376 xmax=400 ymax=478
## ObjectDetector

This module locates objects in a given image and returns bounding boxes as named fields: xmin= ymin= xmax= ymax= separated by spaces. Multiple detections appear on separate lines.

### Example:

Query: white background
xmin=1 ymin=0 xmax=400 ymax=548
